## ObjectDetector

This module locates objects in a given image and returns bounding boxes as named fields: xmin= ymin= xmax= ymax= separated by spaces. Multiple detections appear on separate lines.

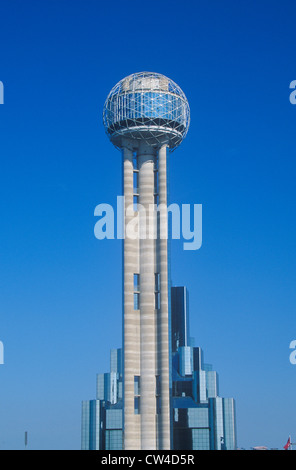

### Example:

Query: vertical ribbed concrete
xmin=122 ymin=141 xmax=171 ymax=450
xmin=157 ymin=144 xmax=171 ymax=449
xmin=138 ymin=142 xmax=157 ymax=449
xmin=122 ymin=141 xmax=141 ymax=450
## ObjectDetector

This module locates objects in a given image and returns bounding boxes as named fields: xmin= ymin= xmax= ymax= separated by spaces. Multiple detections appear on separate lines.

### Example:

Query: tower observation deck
xmin=103 ymin=71 xmax=190 ymax=150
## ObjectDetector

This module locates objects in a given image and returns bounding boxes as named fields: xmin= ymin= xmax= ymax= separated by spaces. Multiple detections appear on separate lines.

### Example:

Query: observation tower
xmin=103 ymin=72 xmax=190 ymax=450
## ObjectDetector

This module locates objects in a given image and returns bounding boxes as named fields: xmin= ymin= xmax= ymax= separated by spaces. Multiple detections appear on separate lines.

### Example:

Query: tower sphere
xmin=103 ymin=72 xmax=190 ymax=151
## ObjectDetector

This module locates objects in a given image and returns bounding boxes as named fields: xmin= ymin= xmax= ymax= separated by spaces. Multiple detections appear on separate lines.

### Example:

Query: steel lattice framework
xmin=103 ymin=72 xmax=190 ymax=151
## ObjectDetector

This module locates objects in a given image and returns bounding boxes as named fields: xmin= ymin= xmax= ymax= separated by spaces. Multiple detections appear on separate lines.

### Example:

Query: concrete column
xmin=122 ymin=141 xmax=140 ymax=450
xmin=123 ymin=141 xmax=171 ymax=450
xmin=138 ymin=142 xmax=157 ymax=450
xmin=157 ymin=144 xmax=171 ymax=449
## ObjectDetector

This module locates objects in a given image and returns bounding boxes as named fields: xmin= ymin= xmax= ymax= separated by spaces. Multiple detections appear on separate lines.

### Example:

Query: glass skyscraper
xmin=81 ymin=286 xmax=237 ymax=450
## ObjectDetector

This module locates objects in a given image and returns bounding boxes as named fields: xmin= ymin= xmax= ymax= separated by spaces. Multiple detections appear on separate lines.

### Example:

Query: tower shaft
xmin=122 ymin=140 xmax=170 ymax=450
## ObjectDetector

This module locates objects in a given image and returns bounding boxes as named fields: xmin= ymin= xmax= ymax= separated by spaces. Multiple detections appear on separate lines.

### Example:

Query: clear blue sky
xmin=0 ymin=0 xmax=295 ymax=450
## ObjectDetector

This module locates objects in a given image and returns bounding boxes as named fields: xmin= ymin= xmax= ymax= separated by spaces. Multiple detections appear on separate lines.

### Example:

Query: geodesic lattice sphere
xmin=103 ymin=72 xmax=190 ymax=151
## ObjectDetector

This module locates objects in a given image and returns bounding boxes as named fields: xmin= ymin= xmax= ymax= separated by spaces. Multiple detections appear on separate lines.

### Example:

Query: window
xmin=134 ymin=274 xmax=140 ymax=310
xmin=134 ymin=376 xmax=140 ymax=414
xmin=133 ymin=151 xmax=138 ymax=170
xmin=133 ymin=195 xmax=139 ymax=212
xmin=155 ymin=273 xmax=160 ymax=291
xmin=156 ymin=396 xmax=161 ymax=415
xmin=156 ymin=375 xmax=161 ymax=414
xmin=155 ymin=375 xmax=161 ymax=396
xmin=154 ymin=168 xmax=158 ymax=194
xmin=134 ymin=293 xmax=140 ymax=310
xmin=133 ymin=170 xmax=138 ymax=193
xmin=134 ymin=396 xmax=140 ymax=415
xmin=134 ymin=273 xmax=140 ymax=291
xmin=134 ymin=375 xmax=140 ymax=395
xmin=155 ymin=292 xmax=160 ymax=310
xmin=155 ymin=273 xmax=160 ymax=309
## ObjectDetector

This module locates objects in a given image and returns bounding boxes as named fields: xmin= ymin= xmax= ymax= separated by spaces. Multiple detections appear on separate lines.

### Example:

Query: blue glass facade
xmin=105 ymin=92 xmax=187 ymax=130
xmin=81 ymin=286 xmax=237 ymax=450
xmin=81 ymin=400 xmax=101 ymax=450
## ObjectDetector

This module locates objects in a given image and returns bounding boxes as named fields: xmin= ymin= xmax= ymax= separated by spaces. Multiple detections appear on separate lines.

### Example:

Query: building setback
xmin=81 ymin=286 xmax=237 ymax=450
